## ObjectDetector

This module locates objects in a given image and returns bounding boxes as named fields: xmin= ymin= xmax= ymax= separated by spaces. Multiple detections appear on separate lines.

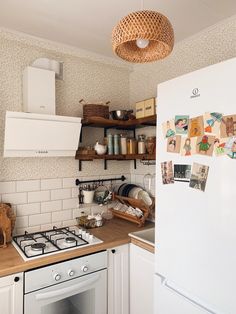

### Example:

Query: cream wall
xmin=0 ymin=29 xmax=132 ymax=181
xmin=130 ymin=15 xmax=236 ymax=105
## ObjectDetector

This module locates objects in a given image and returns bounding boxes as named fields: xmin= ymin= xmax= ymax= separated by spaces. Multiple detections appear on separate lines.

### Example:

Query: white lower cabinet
xmin=0 ymin=272 xmax=23 ymax=314
xmin=130 ymin=243 xmax=155 ymax=314
xmin=108 ymin=244 xmax=129 ymax=314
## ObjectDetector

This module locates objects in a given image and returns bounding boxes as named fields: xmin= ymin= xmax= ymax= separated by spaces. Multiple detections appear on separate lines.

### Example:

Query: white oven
xmin=24 ymin=251 xmax=107 ymax=314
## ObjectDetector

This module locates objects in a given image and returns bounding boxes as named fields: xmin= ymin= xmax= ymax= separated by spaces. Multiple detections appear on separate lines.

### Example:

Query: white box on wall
xmin=23 ymin=66 xmax=55 ymax=114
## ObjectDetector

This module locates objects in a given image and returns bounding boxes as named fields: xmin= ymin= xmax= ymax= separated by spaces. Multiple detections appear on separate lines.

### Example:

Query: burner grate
xmin=13 ymin=226 xmax=90 ymax=259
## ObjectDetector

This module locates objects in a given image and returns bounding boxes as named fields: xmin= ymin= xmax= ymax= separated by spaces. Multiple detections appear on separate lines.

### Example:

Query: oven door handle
xmin=35 ymin=273 xmax=100 ymax=301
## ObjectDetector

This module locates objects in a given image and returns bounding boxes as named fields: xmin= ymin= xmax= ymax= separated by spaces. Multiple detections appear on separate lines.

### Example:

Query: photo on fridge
xmin=162 ymin=119 xmax=176 ymax=138
xmin=214 ymin=137 xmax=227 ymax=156
xmin=180 ymin=137 xmax=197 ymax=156
xmin=174 ymin=115 xmax=189 ymax=135
xmin=167 ymin=135 xmax=181 ymax=153
xmin=188 ymin=115 xmax=204 ymax=137
xmin=196 ymin=135 xmax=215 ymax=156
xmin=204 ymin=112 xmax=223 ymax=134
xmin=189 ymin=162 xmax=209 ymax=192
xmin=220 ymin=114 xmax=236 ymax=138
xmin=224 ymin=136 xmax=236 ymax=159
xmin=174 ymin=164 xmax=191 ymax=182
xmin=161 ymin=161 xmax=174 ymax=184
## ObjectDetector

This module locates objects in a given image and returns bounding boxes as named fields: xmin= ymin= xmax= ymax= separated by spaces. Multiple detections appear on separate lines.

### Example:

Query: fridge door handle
xmin=157 ymin=273 xmax=222 ymax=314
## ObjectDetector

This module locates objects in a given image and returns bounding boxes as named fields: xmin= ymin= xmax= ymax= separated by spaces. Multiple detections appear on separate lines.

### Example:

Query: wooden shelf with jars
xmin=75 ymin=115 xmax=156 ymax=171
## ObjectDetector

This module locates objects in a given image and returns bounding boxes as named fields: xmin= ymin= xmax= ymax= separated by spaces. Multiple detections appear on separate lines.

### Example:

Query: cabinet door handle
xmin=111 ymin=249 xmax=116 ymax=254
xmin=14 ymin=276 xmax=20 ymax=282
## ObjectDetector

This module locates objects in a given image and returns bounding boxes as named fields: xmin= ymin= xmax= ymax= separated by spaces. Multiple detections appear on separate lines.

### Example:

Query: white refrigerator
xmin=155 ymin=57 xmax=236 ymax=314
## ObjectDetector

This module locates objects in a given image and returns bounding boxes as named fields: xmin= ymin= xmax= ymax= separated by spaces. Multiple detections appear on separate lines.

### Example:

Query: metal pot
xmin=109 ymin=110 xmax=133 ymax=121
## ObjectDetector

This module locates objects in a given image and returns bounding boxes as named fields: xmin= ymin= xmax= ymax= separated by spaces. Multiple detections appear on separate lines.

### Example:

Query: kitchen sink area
xmin=129 ymin=227 xmax=155 ymax=246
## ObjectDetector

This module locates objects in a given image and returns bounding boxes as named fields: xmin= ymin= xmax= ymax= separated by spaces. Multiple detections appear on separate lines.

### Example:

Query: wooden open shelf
xmin=75 ymin=153 xmax=155 ymax=161
xmin=81 ymin=115 xmax=156 ymax=129
xmin=76 ymin=115 xmax=156 ymax=171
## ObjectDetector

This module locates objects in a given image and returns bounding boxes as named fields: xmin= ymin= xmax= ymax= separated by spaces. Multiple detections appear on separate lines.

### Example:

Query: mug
xmin=83 ymin=190 xmax=95 ymax=204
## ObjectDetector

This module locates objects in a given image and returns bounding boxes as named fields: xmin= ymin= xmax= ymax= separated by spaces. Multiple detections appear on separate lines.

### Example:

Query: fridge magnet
xmin=174 ymin=164 xmax=191 ymax=182
xmin=188 ymin=116 xmax=204 ymax=138
xmin=180 ymin=137 xmax=197 ymax=156
xmin=220 ymin=115 xmax=236 ymax=138
xmin=214 ymin=138 xmax=227 ymax=157
xmin=161 ymin=161 xmax=174 ymax=184
xmin=189 ymin=163 xmax=209 ymax=192
xmin=196 ymin=135 xmax=215 ymax=157
xmin=162 ymin=120 xmax=175 ymax=138
xmin=174 ymin=115 xmax=189 ymax=135
xmin=224 ymin=136 xmax=236 ymax=159
xmin=167 ymin=135 xmax=181 ymax=153
xmin=204 ymin=112 xmax=223 ymax=135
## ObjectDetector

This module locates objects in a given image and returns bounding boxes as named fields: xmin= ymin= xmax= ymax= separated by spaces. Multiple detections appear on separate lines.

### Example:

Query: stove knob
xmin=68 ymin=269 xmax=75 ymax=277
xmin=81 ymin=265 xmax=89 ymax=273
xmin=54 ymin=273 xmax=61 ymax=281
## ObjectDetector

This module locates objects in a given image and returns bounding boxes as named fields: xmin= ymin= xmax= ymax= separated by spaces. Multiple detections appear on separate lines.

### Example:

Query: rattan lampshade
xmin=112 ymin=10 xmax=174 ymax=63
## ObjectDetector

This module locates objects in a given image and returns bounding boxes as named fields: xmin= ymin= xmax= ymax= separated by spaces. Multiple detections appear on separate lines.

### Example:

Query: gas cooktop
xmin=12 ymin=226 xmax=103 ymax=261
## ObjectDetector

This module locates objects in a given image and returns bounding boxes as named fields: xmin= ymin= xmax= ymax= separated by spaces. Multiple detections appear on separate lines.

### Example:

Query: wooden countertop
xmin=0 ymin=218 xmax=154 ymax=277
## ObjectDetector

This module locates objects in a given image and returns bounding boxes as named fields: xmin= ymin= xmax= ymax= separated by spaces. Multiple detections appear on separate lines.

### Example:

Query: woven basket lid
xmin=112 ymin=10 xmax=174 ymax=63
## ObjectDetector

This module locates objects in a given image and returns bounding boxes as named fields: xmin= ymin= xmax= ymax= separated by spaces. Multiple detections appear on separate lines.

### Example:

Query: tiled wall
xmin=0 ymin=175 xmax=131 ymax=234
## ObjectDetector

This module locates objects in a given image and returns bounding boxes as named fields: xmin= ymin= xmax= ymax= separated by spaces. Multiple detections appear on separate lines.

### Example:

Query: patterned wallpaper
xmin=1 ymin=14 xmax=236 ymax=183
xmin=0 ymin=29 xmax=132 ymax=181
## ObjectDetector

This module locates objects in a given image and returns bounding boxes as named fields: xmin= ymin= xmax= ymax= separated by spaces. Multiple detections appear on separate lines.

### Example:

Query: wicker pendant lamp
xmin=112 ymin=9 xmax=174 ymax=63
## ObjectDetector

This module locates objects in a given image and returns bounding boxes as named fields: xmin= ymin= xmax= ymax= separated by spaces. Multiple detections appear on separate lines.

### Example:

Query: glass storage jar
xmin=137 ymin=134 xmax=146 ymax=154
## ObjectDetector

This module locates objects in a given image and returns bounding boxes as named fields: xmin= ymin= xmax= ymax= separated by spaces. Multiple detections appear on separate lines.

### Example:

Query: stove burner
xmin=31 ymin=243 xmax=46 ymax=251
xmin=65 ymin=237 xmax=76 ymax=244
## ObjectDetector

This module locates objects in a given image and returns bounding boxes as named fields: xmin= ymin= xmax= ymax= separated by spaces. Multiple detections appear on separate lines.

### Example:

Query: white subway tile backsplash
xmin=2 ymin=192 xmax=27 ymax=205
xmin=16 ymin=180 xmax=40 ymax=192
xmin=62 ymin=219 xmax=76 ymax=227
xmin=52 ymin=210 xmax=72 ymax=222
xmin=0 ymin=176 xmax=113 ymax=233
xmin=63 ymin=198 xmax=78 ymax=210
xmin=41 ymin=178 xmax=62 ymax=190
xmin=17 ymin=203 xmax=40 ymax=216
xmin=51 ymin=188 xmax=71 ymax=200
xmin=0 ymin=181 xmax=16 ymax=194
xmin=41 ymin=200 xmax=62 ymax=213
xmin=15 ymin=216 xmax=28 ymax=228
xmin=29 ymin=213 xmax=51 ymax=227
xmin=71 ymin=187 xmax=79 ymax=198
xmin=28 ymin=190 xmax=50 ymax=203
xmin=16 ymin=226 xmax=41 ymax=235
xmin=40 ymin=223 xmax=62 ymax=231
xmin=63 ymin=177 xmax=76 ymax=188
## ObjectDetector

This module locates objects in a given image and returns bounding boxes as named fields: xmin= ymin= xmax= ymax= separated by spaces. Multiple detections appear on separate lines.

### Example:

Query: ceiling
xmin=0 ymin=0 xmax=236 ymax=59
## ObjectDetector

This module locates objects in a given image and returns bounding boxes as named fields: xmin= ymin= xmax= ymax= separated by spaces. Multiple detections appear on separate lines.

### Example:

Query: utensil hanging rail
xmin=75 ymin=175 xmax=126 ymax=186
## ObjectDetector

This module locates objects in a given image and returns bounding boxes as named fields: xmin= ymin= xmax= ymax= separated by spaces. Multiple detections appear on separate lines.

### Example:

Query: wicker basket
xmin=80 ymin=99 xmax=110 ymax=120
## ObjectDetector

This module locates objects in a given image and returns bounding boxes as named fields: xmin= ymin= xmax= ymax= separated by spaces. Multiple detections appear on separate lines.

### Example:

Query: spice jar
xmin=127 ymin=138 xmax=137 ymax=154
xmin=138 ymin=134 xmax=146 ymax=154
xmin=120 ymin=134 xmax=127 ymax=154
xmin=114 ymin=134 xmax=120 ymax=155
xmin=107 ymin=134 xmax=113 ymax=155
xmin=146 ymin=136 xmax=156 ymax=154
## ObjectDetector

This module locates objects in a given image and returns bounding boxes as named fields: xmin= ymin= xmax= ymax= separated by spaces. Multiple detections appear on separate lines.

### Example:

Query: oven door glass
xmin=24 ymin=269 xmax=107 ymax=314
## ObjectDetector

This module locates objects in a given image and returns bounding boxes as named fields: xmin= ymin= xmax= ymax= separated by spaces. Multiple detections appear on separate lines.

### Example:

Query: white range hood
xmin=4 ymin=111 xmax=82 ymax=157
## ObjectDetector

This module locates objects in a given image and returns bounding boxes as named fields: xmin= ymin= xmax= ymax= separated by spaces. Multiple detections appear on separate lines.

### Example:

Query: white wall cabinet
xmin=108 ymin=244 xmax=129 ymax=314
xmin=130 ymin=243 xmax=155 ymax=314
xmin=0 ymin=272 xmax=23 ymax=314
